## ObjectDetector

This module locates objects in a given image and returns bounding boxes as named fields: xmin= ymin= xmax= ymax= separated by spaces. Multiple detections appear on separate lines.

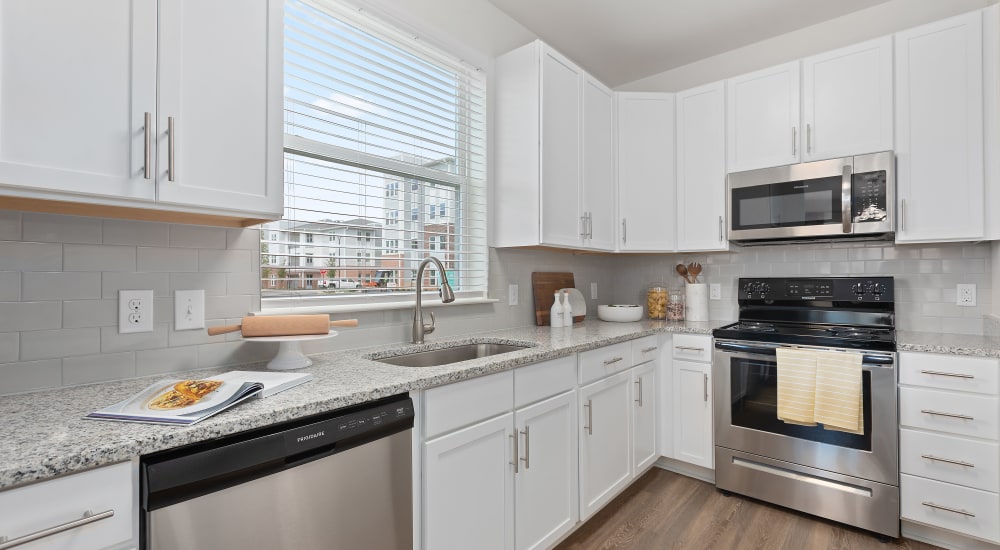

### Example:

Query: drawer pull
xmin=510 ymin=433 xmax=518 ymax=474
xmin=635 ymin=377 xmax=643 ymax=407
xmin=0 ymin=509 xmax=114 ymax=550
xmin=921 ymin=409 xmax=974 ymax=421
xmin=603 ymin=356 xmax=624 ymax=366
xmin=641 ymin=346 xmax=658 ymax=353
xmin=921 ymin=454 xmax=975 ymax=468
xmin=676 ymin=346 xmax=705 ymax=353
xmin=920 ymin=369 xmax=974 ymax=379
xmin=583 ymin=399 xmax=593 ymax=435
xmin=921 ymin=501 xmax=976 ymax=517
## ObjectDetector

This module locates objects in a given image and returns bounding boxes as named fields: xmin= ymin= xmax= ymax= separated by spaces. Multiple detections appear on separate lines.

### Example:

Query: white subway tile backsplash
xmin=22 ymin=272 xmax=101 ymax=301
xmin=100 ymin=324 xmax=169 ymax=353
xmin=198 ymin=249 xmax=251 ymax=273
xmin=0 ymin=359 xmax=61 ymax=394
xmin=169 ymin=272 xmax=227 ymax=296
xmin=22 ymin=213 xmax=102 ymax=244
xmin=0 ymin=272 xmax=19 ymax=301
xmin=205 ymin=295 xmax=253 ymax=320
xmin=226 ymin=272 xmax=260 ymax=295
xmin=63 ymin=352 xmax=135 ymax=386
xmin=102 ymin=272 xmax=170 ymax=298
xmin=197 ymin=341 xmax=269 ymax=368
xmin=103 ymin=219 xmax=169 ymax=247
xmin=0 ymin=302 xmax=62 ymax=332
xmin=64 ymin=244 xmax=136 ymax=272
xmin=0 ymin=333 xmax=18 ymax=363
xmin=0 ymin=210 xmax=21 ymax=240
xmin=227 ymin=227 xmax=260 ymax=250
xmin=169 ymin=225 xmax=227 ymax=249
xmin=20 ymin=328 xmax=101 ymax=361
xmin=0 ymin=242 xmax=62 ymax=271
xmin=63 ymin=300 xmax=117 ymax=328
xmin=136 ymin=347 xmax=198 ymax=377
xmin=137 ymin=247 xmax=199 ymax=272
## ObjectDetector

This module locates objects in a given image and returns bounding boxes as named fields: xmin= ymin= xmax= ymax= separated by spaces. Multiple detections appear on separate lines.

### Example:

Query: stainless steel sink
xmin=374 ymin=342 xmax=532 ymax=367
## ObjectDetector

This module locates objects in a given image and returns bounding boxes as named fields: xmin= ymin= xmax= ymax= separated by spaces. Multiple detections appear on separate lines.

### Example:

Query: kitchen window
xmin=262 ymin=0 xmax=487 ymax=308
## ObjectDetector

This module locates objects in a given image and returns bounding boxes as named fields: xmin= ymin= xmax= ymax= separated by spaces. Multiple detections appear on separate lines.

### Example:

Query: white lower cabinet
xmin=579 ymin=370 xmax=633 ymax=520
xmin=632 ymin=361 xmax=658 ymax=473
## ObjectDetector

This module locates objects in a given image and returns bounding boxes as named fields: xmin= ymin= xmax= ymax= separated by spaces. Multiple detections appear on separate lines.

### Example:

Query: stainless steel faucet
xmin=412 ymin=256 xmax=456 ymax=344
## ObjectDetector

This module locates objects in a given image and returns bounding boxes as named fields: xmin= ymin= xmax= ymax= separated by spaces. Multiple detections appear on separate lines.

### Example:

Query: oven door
xmin=713 ymin=339 xmax=898 ymax=486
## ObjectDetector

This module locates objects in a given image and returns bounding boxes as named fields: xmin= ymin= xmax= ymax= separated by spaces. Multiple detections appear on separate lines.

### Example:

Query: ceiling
xmin=486 ymin=0 xmax=893 ymax=87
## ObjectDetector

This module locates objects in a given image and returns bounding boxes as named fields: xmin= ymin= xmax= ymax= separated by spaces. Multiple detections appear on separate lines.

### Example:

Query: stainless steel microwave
xmin=727 ymin=151 xmax=894 ymax=244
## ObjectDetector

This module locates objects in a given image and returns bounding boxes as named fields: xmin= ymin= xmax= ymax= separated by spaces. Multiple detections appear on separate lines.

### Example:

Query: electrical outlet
xmin=590 ymin=282 xmax=598 ymax=300
xmin=508 ymin=284 xmax=519 ymax=306
xmin=957 ymin=283 xmax=977 ymax=307
xmin=175 ymin=289 xmax=205 ymax=330
xmin=710 ymin=284 xmax=721 ymax=300
xmin=119 ymin=290 xmax=154 ymax=333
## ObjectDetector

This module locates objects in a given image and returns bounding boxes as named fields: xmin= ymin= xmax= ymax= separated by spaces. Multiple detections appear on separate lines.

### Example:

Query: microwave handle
xmin=841 ymin=165 xmax=852 ymax=234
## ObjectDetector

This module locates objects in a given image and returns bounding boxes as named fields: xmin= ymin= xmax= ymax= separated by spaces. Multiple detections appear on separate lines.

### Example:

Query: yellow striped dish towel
xmin=776 ymin=347 xmax=818 ymax=426
xmin=815 ymin=351 xmax=864 ymax=434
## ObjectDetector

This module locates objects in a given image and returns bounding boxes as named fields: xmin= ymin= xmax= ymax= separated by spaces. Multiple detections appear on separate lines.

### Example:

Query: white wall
xmin=618 ymin=0 xmax=998 ymax=92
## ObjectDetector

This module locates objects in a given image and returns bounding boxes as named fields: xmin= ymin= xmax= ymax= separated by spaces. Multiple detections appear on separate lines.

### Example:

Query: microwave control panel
xmin=852 ymin=171 xmax=887 ymax=222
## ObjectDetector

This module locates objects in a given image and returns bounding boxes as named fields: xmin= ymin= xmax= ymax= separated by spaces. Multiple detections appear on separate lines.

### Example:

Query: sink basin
xmin=374 ymin=342 xmax=532 ymax=367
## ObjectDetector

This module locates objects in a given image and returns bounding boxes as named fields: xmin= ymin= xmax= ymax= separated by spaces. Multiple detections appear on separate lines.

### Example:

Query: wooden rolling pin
xmin=207 ymin=315 xmax=358 ymax=337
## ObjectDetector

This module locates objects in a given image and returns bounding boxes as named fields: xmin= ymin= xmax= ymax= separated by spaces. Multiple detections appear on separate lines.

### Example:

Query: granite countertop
xmin=0 ymin=319 xmax=717 ymax=490
xmin=897 ymin=331 xmax=1000 ymax=358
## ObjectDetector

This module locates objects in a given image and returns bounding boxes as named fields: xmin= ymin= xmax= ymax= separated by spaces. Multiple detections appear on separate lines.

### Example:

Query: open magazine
xmin=86 ymin=370 xmax=313 ymax=426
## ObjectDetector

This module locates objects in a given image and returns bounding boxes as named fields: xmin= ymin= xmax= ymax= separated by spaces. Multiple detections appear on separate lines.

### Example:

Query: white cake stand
xmin=243 ymin=332 xmax=338 ymax=370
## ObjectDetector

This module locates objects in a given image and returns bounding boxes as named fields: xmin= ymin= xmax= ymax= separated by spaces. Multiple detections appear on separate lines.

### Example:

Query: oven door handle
xmin=714 ymin=341 xmax=894 ymax=365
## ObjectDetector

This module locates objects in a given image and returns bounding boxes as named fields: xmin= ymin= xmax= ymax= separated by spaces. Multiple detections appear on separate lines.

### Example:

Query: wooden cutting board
xmin=531 ymin=272 xmax=584 ymax=326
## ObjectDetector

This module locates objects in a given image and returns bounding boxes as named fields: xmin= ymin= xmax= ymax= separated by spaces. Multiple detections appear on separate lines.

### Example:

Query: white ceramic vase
xmin=685 ymin=283 xmax=709 ymax=322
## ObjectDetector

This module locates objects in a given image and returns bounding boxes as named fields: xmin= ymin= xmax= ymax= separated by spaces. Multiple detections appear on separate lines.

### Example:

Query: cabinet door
xmin=514 ymin=391 xmax=578 ymax=550
xmin=616 ymin=93 xmax=676 ymax=251
xmin=424 ymin=413 xmax=514 ymax=550
xmin=632 ymin=362 xmax=658 ymax=473
xmin=727 ymin=61 xmax=800 ymax=172
xmin=895 ymin=11 xmax=984 ymax=243
xmin=673 ymin=359 xmax=713 ymax=469
xmin=579 ymin=371 xmax=632 ymax=519
xmin=802 ymin=36 xmax=893 ymax=161
xmin=676 ymin=82 xmax=727 ymax=251
xmin=0 ymin=1 xmax=155 ymax=201
xmin=581 ymin=76 xmax=615 ymax=251
xmin=156 ymin=0 xmax=282 ymax=217
xmin=539 ymin=46 xmax=582 ymax=247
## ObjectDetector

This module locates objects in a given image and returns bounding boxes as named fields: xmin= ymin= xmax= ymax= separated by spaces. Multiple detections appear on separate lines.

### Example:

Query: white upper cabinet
xmin=540 ymin=46 xmax=584 ymax=248
xmin=616 ymin=93 xmax=676 ymax=251
xmin=0 ymin=0 xmax=156 ymax=202
xmin=676 ymin=82 xmax=727 ymax=252
xmin=156 ymin=0 xmax=283 ymax=217
xmin=0 ymin=0 xmax=283 ymax=223
xmin=895 ymin=10 xmax=985 ymax=243
xmin=801 ymin=37 xmax=893 ymax=161
xmin=581 ymin=76 xmax=617 ymax=251
xmin=727 ymin=61 xmax=801 ymax=172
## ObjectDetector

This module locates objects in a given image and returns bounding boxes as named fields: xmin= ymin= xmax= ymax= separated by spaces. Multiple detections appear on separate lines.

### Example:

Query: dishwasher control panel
xmin=283 ymin=397 xmax=414 ymax=455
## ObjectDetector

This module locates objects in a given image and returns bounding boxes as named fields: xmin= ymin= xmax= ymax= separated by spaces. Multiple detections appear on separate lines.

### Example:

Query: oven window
xmin=729 ymin=357 xmax=872 ymax=451
xmin=731 ymin=175 xmax=842 ymax=230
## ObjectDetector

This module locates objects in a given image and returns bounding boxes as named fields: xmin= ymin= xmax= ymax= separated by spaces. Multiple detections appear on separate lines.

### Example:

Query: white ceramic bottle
xmin=550 ymin=291 xmax=565 ymax=327
xmin=562 ymin=290 xmax=573 ymax=326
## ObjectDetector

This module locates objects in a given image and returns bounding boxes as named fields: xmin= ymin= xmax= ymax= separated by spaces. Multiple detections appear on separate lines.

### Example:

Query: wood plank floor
xmin=556 ymin=468 xmax=941 ymax=550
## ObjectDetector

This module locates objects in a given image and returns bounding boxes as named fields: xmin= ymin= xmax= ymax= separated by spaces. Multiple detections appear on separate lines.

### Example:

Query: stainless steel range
xmin=712 ymin=276 xmax=899 ymax=538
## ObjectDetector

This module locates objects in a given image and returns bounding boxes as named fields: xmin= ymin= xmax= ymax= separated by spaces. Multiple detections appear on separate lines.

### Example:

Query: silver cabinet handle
xmin=792 ymin=126 xmax=797 ymax=156
xmin=703 ymin=373 xmax=708 ymax=402
xmin=841 ymin=165 xmax=852 ymax=234
xmin=635 ymin=377 xmax=643 ymax=407
xmin=580 ymin=215 xmax=588 ymax=238
xmin=167 ymin=116 xmax=176 ymax=182
xmin=718 ymin=216 xmax=724 ymax=241
xmin=143 ymin=112 xmax=152 ymax=180
xmin=806 ymin=123 xmax=812 ymax=153
xmin=920 ymin=370 xmax=974 ymax=379
xmin=676 ymin=346 xmax=705 ymax=352
xmin=621 ymin=219 xmax=627 ymax=245
xmin=641 ymin=346 xmax=658 ymax=353
xmin=587 ymin=212 xmax=593 ymax=239
xmin=509 ymin=432 xmax=518 ymax=474
xmin=520 ymin=426 xmax=530 ymax=470
xmin=603 ymin=356 xmax=624 ymax=366
xmin=921 ymin=409 xmax=974 ymax=421
xmin=901 ymin=198 xmax=906 ymax=232
xmin=922 ymin=501 xmax=976 ymax=517
xmin=584 ymin=399 xmax=593 ymax=435
xmin=0 ymin=509 xmax=114 ymax=550
xmin=921 ymin=454 xmax=975 ymax=468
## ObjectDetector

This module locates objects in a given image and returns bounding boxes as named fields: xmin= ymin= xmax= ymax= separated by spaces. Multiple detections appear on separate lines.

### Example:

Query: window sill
xmin=256 ymin=296 xmax=500 ymax=316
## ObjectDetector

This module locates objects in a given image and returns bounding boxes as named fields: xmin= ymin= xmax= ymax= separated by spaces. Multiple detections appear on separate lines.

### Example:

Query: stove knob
xmin=742 ymin=282 xmax=756 ymax=295
xmin=872 ymin=283 xmax=886 ymax=295
xmin=759 ymin=283 xmax=771 ymax=295
xmin=851 ymin=283 xmax=865 ymax=295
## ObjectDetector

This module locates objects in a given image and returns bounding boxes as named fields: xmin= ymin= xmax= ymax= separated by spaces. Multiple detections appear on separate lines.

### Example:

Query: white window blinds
xmin=263 ymin=0 xmax=487 ymax=306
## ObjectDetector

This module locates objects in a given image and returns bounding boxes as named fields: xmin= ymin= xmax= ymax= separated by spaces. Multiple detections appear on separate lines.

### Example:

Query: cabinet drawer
xmin=0 ymin=461 xmax=134 ymax=550
xmin=579 ymin=341 xmax=633 ymax=384
xmin=900 ymin=428 xmax=999 ymax=492
xmin=631 ymin=335 xmax=660 ymax=365
xmin=900 ymin=352 xmax=999 ymax=395
xmin=514 ymin=355 xmax=576 ymax=409
xmin=424 ymin=370 xmax=514 ymax=438
xmin=900 ymin=387 xmax=999 ymax=440
xmin=901 ymin=473 xmax=1000 ymax=543
xmin=672 ymin=334 xmax=712 ymax=363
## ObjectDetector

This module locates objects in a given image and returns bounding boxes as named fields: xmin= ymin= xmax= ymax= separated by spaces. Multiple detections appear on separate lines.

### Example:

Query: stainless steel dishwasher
xmin=140 ymin=394 xmax=413 ymax=550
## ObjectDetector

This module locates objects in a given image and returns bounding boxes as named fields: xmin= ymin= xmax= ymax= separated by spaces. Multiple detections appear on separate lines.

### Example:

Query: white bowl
xmin=597 ymin=304 xmax=643 ymax=322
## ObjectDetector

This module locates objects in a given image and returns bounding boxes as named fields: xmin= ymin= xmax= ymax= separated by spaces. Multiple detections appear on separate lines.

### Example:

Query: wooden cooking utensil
xmin=687 ymin=262 xmax=703 ymax=283
xmin=207 ymin=315 xmax=358 ymax=337
xmin=675 ymin=264 xmax=692 ymax=284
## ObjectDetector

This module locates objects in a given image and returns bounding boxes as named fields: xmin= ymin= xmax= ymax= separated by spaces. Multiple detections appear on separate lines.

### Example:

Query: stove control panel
xmin=737 ymin=277 xmax=894 ymax=302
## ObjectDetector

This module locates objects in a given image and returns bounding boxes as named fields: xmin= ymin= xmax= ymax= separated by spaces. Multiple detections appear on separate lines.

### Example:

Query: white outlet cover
xmin=508 ymin=284 xmax=518 ymax=306
xmin=175 ymin=289 xmax=206 ymax=330
xmin=590 ymin=282 xmax=598 ymax=300
xmin=119 ymin=289 xmax=154 ymax=334
xmin=957 ymin=283 xmax=977 ymax=307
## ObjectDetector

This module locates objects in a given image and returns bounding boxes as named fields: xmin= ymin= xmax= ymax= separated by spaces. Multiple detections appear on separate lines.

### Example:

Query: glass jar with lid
xmin=666 ymin=289 xmax=684 ymax=320
xmin=647 ymin=285 xmax=668 ymax=319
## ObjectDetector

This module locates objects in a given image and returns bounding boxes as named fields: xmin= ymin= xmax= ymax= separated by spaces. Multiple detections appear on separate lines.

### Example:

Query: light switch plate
xmin=710 ymin=284 xmax=721 ymax=300
xmin=175 ymin=289 xmax=206 ymax=330
xmin=508 ymin=284 xmax=518 ymax=306
xmin=590 ymin=282 xmax=598 ymax=300
xmin=119 ymin=289 xmax=154 ymax=334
